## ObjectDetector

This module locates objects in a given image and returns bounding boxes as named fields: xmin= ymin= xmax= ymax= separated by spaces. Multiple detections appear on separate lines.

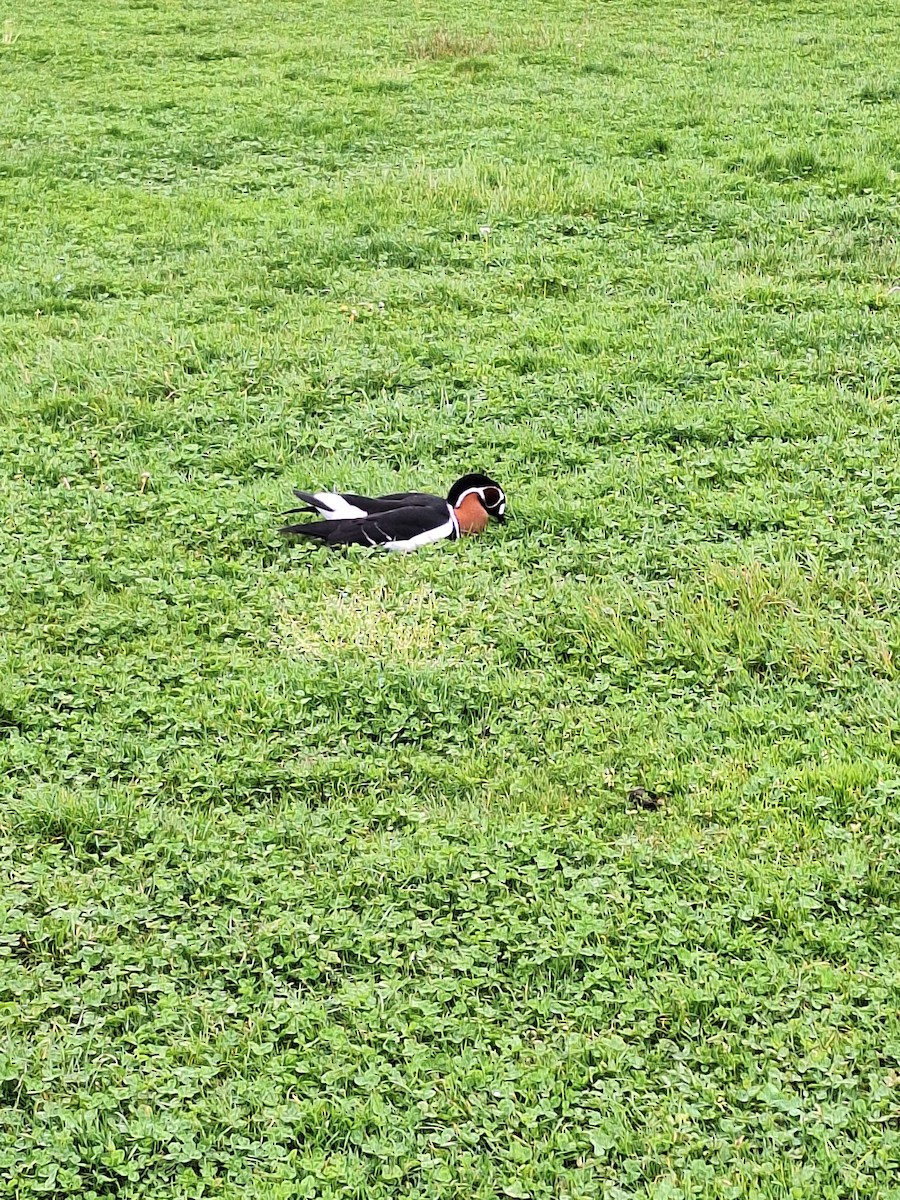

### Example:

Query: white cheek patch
xmin=455 ymin=485 xmax=505 ymax=515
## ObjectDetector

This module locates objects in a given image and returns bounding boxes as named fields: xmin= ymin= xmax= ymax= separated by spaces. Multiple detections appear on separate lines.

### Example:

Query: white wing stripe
xmin=314 ymin=492 xmax=368 ymax=520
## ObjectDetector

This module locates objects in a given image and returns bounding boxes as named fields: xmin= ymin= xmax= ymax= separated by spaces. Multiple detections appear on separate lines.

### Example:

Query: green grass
xmin=3 ymin=0 xmax=900 ymax=1195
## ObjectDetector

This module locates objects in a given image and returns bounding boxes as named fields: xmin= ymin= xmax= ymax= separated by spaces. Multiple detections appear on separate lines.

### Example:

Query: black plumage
xmin=280 ymin=500 xmax=458 ymax=550
xmin=285 ymin=489 xmax=442 ymax=518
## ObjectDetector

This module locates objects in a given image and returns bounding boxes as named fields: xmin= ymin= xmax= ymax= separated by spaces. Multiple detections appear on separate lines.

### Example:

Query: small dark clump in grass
xmin=628 ymin=787 xmax=667 ymax=811
xmin=752 ymin=145 xmax=824 ymax=180
xmin=580 ymin=60 xmax=621 ymax=76
xmin=638 ymin=133 xmax=671 ymax=157
xmin=454 ymin=57 xmax=494 ymax=78
xmin=857 ymin=80 xmax=900 ymax=104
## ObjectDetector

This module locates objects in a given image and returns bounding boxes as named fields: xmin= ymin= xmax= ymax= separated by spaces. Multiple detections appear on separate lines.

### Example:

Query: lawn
xmin=2 ymin=0 xmax=900 ymax=1195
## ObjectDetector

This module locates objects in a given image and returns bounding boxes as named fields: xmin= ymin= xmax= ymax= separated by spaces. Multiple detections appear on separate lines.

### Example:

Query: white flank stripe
xmin=384 ymin=508 xmax=459 ymax=553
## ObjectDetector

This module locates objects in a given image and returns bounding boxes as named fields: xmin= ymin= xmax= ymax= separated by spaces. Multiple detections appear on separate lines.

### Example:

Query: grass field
xmin=3 ymin=0 xmax=900 ymax=1195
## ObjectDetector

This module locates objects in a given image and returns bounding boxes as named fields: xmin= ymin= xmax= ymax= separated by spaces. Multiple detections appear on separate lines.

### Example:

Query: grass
xmin=2 ymin=0 xmax=900 ymax=1195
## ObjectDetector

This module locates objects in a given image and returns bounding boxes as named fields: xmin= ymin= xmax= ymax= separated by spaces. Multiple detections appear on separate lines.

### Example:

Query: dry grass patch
xmin=273 ymin=583 xmax=497 ymax=668
xmin=409 ymin=27 xmax=497 ymax=60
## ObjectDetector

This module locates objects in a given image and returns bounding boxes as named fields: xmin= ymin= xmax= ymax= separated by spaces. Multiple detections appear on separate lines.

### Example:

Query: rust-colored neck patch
xmin=453 ymin=492 xmax=489 ymax=536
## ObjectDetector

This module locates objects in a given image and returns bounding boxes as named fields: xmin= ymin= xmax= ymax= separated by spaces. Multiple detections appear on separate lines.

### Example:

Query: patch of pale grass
xmin=409 ymin=27 xmax=496 ymax=60
xmin=408 ymin=22 xmax=591 ymax=62
xmin=2 ymin=19 xmax=18 ymax=45
xmin=273 ymin=583 xmax=495 ymax=668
